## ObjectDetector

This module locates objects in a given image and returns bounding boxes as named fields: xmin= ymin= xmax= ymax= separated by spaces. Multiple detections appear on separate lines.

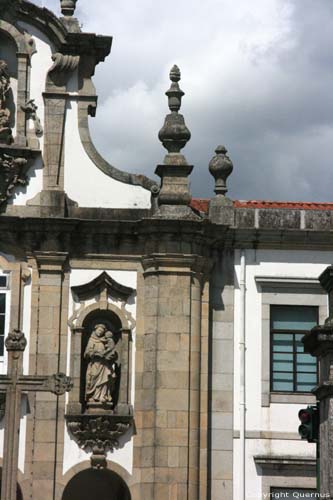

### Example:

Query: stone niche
xmin=0 ymin=18 xmax=40 ymax=210
xmin=65 ymin=271 xmax=136 ymax=469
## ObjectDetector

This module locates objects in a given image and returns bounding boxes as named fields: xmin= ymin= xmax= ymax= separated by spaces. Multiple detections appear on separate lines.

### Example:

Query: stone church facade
xmin=0 ymin=1 xmax=331 ymax=499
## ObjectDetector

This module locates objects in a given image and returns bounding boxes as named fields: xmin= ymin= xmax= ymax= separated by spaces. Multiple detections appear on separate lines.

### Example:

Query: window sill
xmin=270 ymin=392 xmax=316 ymax=404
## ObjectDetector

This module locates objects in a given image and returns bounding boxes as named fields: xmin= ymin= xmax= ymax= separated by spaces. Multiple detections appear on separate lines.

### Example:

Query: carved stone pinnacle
xmin=158 ymin=65 xmax=191 ymax=154
xmin=209 ymin=145 xmax=234 ymax=196
xmin=60 ymin=0 xmax=77 ymax=16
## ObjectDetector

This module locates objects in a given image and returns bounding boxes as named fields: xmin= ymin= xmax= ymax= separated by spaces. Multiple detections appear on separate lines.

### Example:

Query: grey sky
xmin=40 ymin=0 xmax=333 ymax=202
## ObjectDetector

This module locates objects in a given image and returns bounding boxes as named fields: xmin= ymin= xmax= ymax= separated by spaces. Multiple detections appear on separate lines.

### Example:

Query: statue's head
xmin=93 ymin=323 xmax=106 ymax=337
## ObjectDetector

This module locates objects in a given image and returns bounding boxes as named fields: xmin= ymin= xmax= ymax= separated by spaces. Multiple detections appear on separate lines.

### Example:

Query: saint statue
xmin=0 ymin=59 xmax=13 ymax=144
xmin=84 ymin=323 xmax=118 ymax=407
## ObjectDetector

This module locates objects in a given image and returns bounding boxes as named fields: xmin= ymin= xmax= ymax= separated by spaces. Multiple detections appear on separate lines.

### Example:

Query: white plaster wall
xmin=232 ymin=249 xmax=333 ymax=498
xmin=11 ymin=22 xmax=54 ymax=205
xmin=63 ymin=267 xmax=137 ymax=475
xmin=233 ymin=437 xmax=316 ymax=499
xmin=64 ymin=97 xmax=151 ymax=209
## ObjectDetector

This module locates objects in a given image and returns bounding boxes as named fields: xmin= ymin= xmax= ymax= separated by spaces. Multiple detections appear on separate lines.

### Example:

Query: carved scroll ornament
xmin=0 ymin=60 xmax=13 ymax=145
xmin=0 ymin=153 xmax=28 ymax=207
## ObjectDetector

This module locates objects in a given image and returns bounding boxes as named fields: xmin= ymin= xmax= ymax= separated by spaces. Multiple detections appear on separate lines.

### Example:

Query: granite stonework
xmin=0 ymin=1 xmax=333 ymax=499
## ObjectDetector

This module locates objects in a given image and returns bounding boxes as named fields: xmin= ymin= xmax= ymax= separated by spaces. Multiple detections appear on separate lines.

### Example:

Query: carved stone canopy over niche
xmin=71 ymin=271 xmax=135 ymax=303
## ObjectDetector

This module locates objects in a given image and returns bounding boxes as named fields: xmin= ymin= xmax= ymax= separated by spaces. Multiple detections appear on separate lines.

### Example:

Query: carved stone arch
xmin=61 ymin=463 xmax=132 ymax=500
xmin=60 ymin=460 xmax=134 ymax=492
xmin=75 ymin=301 xmax=132 ymax=332
xmin=0 ymin=20 xmax=35 ymax=55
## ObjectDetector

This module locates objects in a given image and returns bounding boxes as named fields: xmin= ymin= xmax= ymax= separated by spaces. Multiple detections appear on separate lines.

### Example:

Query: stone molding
xmin=254 ymin=455 xmax=316 ymax=473
xmin=142 ymin=253 xmax=211 ymax=277
xmin=34 ymin=251 xmax=68 ymax=273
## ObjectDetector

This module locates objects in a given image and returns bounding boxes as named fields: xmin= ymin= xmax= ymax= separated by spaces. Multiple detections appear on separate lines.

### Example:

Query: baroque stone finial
xmin=209 ymin=145 xmax=233 ymax=196
xmin=154 ymin=66 xmax=199 ymax=219
xmin=60 ymin=0 xmax=77 ymax=16
xmin=158 ymin=65 xmax=191 ymax=154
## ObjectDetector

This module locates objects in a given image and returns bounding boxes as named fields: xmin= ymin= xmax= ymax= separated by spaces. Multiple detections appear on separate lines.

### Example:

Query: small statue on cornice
xmin=0 ymin=60 xmax=13 ymax=145
xmin=22 ymin=99 xmax=43 ymax=138
xmin=84 ymin=323 xmax=119 ymax=409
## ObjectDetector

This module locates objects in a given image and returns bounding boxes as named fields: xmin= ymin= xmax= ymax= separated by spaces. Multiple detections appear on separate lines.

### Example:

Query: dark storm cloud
xmin=40 ymin=0 xmax=333 ymax=201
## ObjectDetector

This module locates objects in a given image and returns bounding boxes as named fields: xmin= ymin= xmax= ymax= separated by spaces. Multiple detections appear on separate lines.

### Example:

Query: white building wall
xmin=63 ymin=96 xmax=152 ymax=209
xmin=233 ymin=249 xmax=333 ymax=498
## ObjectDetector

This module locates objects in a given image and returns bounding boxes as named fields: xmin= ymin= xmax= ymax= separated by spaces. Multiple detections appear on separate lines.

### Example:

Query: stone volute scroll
xmin=65 ymin=271 xmax=136 ymax=469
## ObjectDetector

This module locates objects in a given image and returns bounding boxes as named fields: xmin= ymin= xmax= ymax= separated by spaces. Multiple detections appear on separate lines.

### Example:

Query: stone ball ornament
xmin=209 ymin=145 xmax=234 ymax=196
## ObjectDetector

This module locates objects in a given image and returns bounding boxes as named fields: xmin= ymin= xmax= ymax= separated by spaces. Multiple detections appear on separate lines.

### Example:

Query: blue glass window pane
xmin=272 ymin=381 xmax=293 ymax=391
xmin=273 ymin=361 xmax=293 ymax=372
xmin=272 ymin=334 xmax=293 ymax=352
xmin=297 ymin=372 xmax=317 ymax=384
xmin=0 ymin=315 xmax=4 ymax=335
xmin=0 ymin=294 xmax=5 ymax=314
xmin=273 ymin=372 xmax=293 ymax=381
xmin=0 ymin=336 xmax=4 ymax=356
xmin=296 ymin=383 xmax=315 ymax=392
xmin=273 ymin=352 xmax=293 ymax=362
xmin=0 ymin=277 xmax=6 ymax=287
xmin=271 ymin=305 xmax=318 ymax=330
xmin=296 ymin=353 xmax=312 ymax=363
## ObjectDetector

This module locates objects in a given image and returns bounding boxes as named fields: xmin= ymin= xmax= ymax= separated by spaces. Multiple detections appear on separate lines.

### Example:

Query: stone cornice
xmin=8 ymin=1 xmax=112 ymax=67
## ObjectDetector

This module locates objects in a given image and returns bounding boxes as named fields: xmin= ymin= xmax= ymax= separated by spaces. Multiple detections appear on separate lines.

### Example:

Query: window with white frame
xmin=270 ymin=305 xmax=318 ymax=393
xmin=256 ymin=276 xmax=326 ymax=406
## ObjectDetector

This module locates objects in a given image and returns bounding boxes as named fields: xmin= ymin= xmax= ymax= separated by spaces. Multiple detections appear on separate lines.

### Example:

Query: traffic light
xmin=298 ymin=405 xmax=319 ymax=443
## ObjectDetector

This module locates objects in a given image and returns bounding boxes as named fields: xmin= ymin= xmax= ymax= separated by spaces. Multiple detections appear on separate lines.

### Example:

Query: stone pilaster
xmin=134 ymin=254 xmax=208 ymax=500
xmin=209 ymin=250 xmax=234 ymax=500
xmin=27 ymin=252 xmax=69 ymax=500
xmin=303 ymin=265 xmax=333 ymax=498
